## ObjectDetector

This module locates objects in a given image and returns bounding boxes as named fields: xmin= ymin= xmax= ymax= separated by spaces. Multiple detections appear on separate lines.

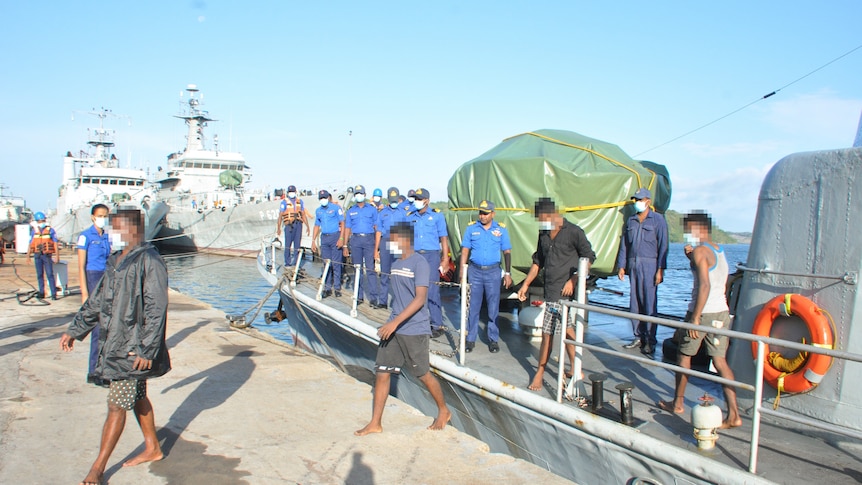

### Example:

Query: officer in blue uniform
xmin=459 ymin=200 xmax=513 ymax=353
xmin=374 ymin=187 xmax=408 ymax=309
xmin=344 ymin=185 xmax=380 ymax=306
xmin=407 ymin=188 xmax=450 ymax=337
xmin=616 ymin=187 xmax=669 ymax=355
xmin=311 ymin=190 xmax=345 ymax=297
xmin=76 ymin=203 xmax=112 ymax=384
xmin=277 ymin=185 xmax=310 ymax=266
xmin=401 ymin=189 xmax=416 ymax=212
xmin=371 ymin=188 xmax=384 ymax=211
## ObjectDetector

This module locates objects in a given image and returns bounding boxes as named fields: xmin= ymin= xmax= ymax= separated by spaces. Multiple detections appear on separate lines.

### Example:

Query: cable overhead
xmin=634 ymin=42 xmax=862 ymax=157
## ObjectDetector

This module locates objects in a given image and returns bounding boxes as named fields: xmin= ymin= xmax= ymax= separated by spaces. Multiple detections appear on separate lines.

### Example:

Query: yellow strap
xmin=784 ymin=293 xmax=793 ymax=316
xmin=773 ymin=373 xmax=787 ymax=410
xmin=812 ymin=342 xmax=833 ymax=349
xmin=451 ymin=200 xmax=635 ymax=213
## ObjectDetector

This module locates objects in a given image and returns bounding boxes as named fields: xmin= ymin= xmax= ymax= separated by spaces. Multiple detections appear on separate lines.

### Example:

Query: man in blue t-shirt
xmin=355 ymin=222 xmax=451 ymax=436
xmin=76 ymin=203 xmax=112 ymax=385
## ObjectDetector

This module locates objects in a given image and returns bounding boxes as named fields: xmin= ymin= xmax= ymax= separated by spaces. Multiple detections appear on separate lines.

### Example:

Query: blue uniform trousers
xmin=349 ymin=234 xmax=378 ymax=303
xmin=378 ymin=246 xmax=395 ymax=306
xmin=629 ymin=258 xmax=659 ymax=345
xmin=320 ymin=233 xmax=343 ymax=291
xmin=86 ymin=270 xmax=104 ymax=375
xmin=417 ymin=250 xmax=443 ymax=328
xmin=34 ymin=254 xmax=56 ymax=298
xmin=283 ymin=222 xmax=303 ymax=266
xmin=467 ymin=264 xmax=501 ymax=343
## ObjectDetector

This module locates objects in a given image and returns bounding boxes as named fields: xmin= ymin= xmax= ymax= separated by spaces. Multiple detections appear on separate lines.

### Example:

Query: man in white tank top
xmin=658 ymin=211 xmax=741 ymax=428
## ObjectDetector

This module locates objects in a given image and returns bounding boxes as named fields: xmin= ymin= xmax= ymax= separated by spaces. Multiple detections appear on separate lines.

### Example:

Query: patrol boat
xmin=0 ymin=184 xmax=29 ymax=242
xmin=255 ymin=129 xmax=862 ymax=484
xmin=48 ymin=108 xmax=167 ymax=245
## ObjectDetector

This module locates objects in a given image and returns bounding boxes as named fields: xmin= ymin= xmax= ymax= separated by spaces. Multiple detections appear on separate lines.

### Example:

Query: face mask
xmin=287 ymin=192 xmax=296 ymax=199
xmin=372 ymin=196 xmax=381 ymax=203
xmin=413 ymin=199 xmax=426 ymax=211
xmin=634 ymin=201 xmax=647 ymax=213
xmin=320 ymin=199 xmax=329 ymax=207
xmin=407 ymin=197 xmax=415 ymax=204
xmin=385 ymin=241 xmax=402 ymax=255
xmin=354 ymin=194 xmax=366 ymax=203
xmin=683 ymin=232 xmax=700 ymax=246
xmin=109 ymin=232 xmax=127 ymax=251
xmin=38 ymin=223 xmax=47 ymax=229
xmin=539 ymin=220 xmax=554 ymax=231
xmin=389 ymin=201 xmax=399 ymax=209
xmin=94 ymin=217 xmax=107 ymax=229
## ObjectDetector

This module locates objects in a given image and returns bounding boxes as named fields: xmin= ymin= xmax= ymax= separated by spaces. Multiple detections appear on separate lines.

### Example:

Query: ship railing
xmin=557 ymin=258 xmax=862 ymax=474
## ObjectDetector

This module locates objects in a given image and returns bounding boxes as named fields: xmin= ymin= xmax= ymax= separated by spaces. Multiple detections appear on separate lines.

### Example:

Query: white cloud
xmin=758 ymin=90 xmax=862 ymax=144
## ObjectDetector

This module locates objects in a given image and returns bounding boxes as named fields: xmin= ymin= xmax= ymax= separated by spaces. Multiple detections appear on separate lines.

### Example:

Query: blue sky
xmin=2 ymin=1 xmax=860 ymax=231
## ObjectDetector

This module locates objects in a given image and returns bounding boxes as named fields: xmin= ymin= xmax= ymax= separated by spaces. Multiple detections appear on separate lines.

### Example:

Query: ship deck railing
xmin=557 ymin=258 xmax=862 ymax=474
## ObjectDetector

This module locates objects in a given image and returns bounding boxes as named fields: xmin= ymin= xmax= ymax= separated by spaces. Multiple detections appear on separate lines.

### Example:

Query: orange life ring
xmin=751 ymin=294 xmax=833 ymax=393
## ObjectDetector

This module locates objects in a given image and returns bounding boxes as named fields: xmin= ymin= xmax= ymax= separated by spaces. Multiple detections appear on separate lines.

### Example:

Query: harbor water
xmin=164 ymin=243 xmax=750 ymax=344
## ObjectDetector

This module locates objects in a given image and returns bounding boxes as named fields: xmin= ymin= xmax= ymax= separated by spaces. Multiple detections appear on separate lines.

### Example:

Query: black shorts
xmin=375 ymin=334 xmax=430 ymax=378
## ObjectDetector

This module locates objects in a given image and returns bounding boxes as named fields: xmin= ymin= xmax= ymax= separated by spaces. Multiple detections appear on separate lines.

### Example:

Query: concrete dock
xmin=0 ymin=253 xmax=571 ymax=484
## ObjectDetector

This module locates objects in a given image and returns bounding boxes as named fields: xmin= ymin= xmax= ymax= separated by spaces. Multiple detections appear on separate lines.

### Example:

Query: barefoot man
xmin=355 ymin=222 xmax=451 ymax=435
xmin=517 ymin=198 xmax=595 ymax=392
xmin=658 ymin=211 xmax=742 ymax=428
xmin=60 ymin=208 xmax=171 ymax=484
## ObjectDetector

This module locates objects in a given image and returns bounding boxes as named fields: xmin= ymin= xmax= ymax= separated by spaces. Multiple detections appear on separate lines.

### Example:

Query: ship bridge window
xmin=119 ymin=180 xmax=127 ymax=186
xmin=194 ymin=162 xmax=203 ymax=168
xmin=109 ymin=179 xmax=118 ymax=185
xmin=100 ymin=179 xmax=109 ymax=184
xmin=137 ymin=180 xmax=143 ymax=186
xmin=82 ymin=178 xmax=91 ymax=183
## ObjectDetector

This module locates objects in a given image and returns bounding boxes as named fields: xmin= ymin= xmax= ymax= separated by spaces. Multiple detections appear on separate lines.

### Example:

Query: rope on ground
xmin=226 ymin=272 xmax=288 ymax=328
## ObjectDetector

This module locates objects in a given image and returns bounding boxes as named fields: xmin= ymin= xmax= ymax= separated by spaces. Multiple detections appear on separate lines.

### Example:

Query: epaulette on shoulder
xmin=498 ymin=222 xmax=506 ymax=228
xmin=432 ymin=208 xmax=441 ymax=213
xmin=467 ymin=221 xmax=476 ymax=226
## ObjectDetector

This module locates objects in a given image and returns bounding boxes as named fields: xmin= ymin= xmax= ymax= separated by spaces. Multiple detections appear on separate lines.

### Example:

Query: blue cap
xmin=632 ymin=188 xmax=651 ymax=200
xmin=373 ymin=188 xmax=383 ymax=197
xmin=353 ymin=184 xmax=366 ymax=194
xmin=287 ymin=185 xmax=297 ymax=192
xmin=478 ymin=200 xmax=495 ymax=213
xmin=34 ymin=211 xmax=46 ymax=221
xmin=414 ymin=188 xmax=430 ymax=200
xmin=318 ymin=189 xmax=331 ymax=199
xmin=387 ymin=187 xmax=400 ymax=199
xmin=407 ymin=189 xmax=416 ymax=197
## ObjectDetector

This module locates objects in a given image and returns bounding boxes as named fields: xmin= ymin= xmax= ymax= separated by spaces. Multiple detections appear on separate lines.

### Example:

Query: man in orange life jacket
xmin=276 ymin=185 xmax=310 ymax=267
xmin=26 ymin=211 xmax=60 ymax=300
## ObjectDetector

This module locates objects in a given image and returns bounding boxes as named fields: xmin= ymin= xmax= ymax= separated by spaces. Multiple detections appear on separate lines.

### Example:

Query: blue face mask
xmin=413 ymin=199 xmax=426 ymax=211
xmin=38 ymin=223 xmax=47 ymax=229
xmin=320 ymin=199 xmax=329 ymax=207
xmin=389 ymin=201 xmax=398 ymax=209
xmin=355 ymin=194 xmax=366 ymax=203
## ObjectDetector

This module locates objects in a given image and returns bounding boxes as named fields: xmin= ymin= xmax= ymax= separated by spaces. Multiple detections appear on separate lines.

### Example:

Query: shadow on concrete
xmin=166 ymin=319 xmax=211 ymax=349
xmin=344 ymin=451 xmax=375 ymax=485
xmin=104 ymin=344 xmax=258 ymax=484
xmin=0 ymin=315 xmax=74 ymax=355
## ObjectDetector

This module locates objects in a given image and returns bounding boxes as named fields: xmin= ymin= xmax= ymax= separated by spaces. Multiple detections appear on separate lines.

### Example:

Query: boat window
xmin=137 ymin=180 xmax=143 ymax=186
xmin=194 ymin=162 xmax=203 ymax=168
xmin=203 ymin=163 xmax=211 ymax=169
xmin=109 ymin=179 xmax=118 ymax=185
xmin=82 ymin=178 xmax=90 ymax=183
xmin=101 ymin=179 xmax=109 ymax=184
xmin=119 ymin=180 xmax=127 ymax=185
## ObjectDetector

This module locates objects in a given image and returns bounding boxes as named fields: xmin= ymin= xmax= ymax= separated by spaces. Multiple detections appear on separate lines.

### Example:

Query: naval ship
xmin=256 ymin=128 xmax=862 ymax=484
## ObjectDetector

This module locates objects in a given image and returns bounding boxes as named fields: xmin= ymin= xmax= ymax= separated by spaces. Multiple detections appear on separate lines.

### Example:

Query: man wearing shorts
xmin=517 ymin=198 xmax=596 ymax=392
xmin=60 ymin=208 xmax=170 ymax=485
xmin=355 ymin=222 xmax=451 ymax=436
xmin=658 ymin=211 xmax=741 ymax=428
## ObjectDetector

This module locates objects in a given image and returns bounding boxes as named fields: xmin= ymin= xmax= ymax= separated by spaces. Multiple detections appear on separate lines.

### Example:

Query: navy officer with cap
xmin=344 ymin=185 xmax=381 ymax=307
xmin=277 ymin=184 xmax=310 ymax=267
xmin=407 ymin=188 xmax=449 ymax=337
xmin=459 ymin=200 xmax=512 ymax=353
xmin=402 ymin=189 xmax=416 ymax=212
xmin=311 ymin=190 xmax=346 ymax=297
xmin=374 ymin=187 xmax=408 ymax=309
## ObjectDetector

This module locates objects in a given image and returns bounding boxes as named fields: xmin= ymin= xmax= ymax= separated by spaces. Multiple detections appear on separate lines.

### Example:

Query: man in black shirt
xmin=518 ymin=198 xmax=596 ymax=392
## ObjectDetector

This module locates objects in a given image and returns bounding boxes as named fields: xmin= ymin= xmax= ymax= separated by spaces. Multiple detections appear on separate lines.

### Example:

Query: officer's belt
xmin=416 ymin=249 xmax=440 ymax=254
xmin=470 ymin=262 xmax=500 ymax=270
xmin=352 ymin=233 xmax=371 ymax=237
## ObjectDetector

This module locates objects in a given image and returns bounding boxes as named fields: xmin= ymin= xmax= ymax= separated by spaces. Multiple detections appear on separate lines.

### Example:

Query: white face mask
xmin=94 ymin=217 xmax=108 ymax=229
xmin=539 ymin=220 xmax=554 ymax=231
xmin=413 ymin=199 xmax=426 ymax=211
xmin=372 ymin=196 xmax=381 ymax=203
xmin=287 ymin=192 xmax=296 ymax=199
xmin=38 ymin=222 xmax=47 ymax=229
xmin=319 ymin=199 xmax=329 ymax=207
xmin=683 ymin=232 xmax=700 ymax=246
xmin=634 ymin=200 xmax=648 ymax=213
xmin=407 ymin=197 xmax=415 ymax=204
xmin=109 ymin=232 xmax=127 ymax=251
xmin=354 ymin=194 xmax=366 ymax=203
xmin=389 ymin=201 xmax=399 ymax=209
xmin=385 ymin=241 xmax=403 ymax=255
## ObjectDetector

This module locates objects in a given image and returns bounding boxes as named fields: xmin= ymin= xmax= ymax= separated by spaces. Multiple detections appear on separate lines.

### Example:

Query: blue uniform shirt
xmin=345 ymin=203 xmax=377 ymax=234
xmin=376 ymin=205 xmax=408 ymax=238
xmin=408 ymin=209 xmax=447 ymax=251
xmin=389 ymin=252 xmax=431 ymax=336
xmin=461 ymin=220 xmax=512 ymax=266
xmin=315 ymin=204 xmax=345 ymax=234
xmin=76 ymin=225 xmax=112 ymax=272
xmin=615 ymin=209 xmax=669 ymax=270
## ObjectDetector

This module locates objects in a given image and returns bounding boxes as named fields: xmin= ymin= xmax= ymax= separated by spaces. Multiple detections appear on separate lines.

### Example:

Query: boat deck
xmin=273 ymin=261 xmax=862 ymax=484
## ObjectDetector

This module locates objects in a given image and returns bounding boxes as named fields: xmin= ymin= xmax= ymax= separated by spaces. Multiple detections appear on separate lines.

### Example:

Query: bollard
xmin=589 ymin=373 xmax=607 ymax=412
xmin=616 ymin=382 xmax=635 ymax=425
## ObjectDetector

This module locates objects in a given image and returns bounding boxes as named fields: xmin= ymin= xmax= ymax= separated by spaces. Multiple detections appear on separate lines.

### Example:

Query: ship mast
xmin=86 ymin=108 xmax=117 ymax=166
xmin=176 ymin=84 xmax=215 ymax=152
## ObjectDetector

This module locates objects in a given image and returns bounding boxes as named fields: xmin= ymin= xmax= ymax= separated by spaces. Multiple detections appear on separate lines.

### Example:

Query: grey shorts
xmin=542 ymin=302 xmax=574 ymax=335
xmin=375 ymin=334 xmax=430 ymax=378
xmin=676 ymin=310 xmax=731 ymax=358
xmin=107 ymin=379 xmax=147 ymax=411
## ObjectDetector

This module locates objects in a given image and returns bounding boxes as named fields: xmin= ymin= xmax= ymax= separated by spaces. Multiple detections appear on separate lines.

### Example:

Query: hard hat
xmin=373 ymin=188 xmax=383 ymax=197
xmin=34 ymin=211 xmax=46 ymax=221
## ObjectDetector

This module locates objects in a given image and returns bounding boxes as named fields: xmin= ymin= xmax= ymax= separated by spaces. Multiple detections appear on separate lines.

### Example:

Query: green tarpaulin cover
xmin=219 ymin=170 xmax=243 ymax=188
xmin=446 ymin=129 xmax=671 ymax=281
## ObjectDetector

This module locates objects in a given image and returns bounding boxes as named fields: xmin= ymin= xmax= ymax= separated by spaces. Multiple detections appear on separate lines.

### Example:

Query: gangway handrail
xmin=556 ymin=262 xmax=862 ymax=474
xmin=737 ymin=264 xmax=858 ymax=285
